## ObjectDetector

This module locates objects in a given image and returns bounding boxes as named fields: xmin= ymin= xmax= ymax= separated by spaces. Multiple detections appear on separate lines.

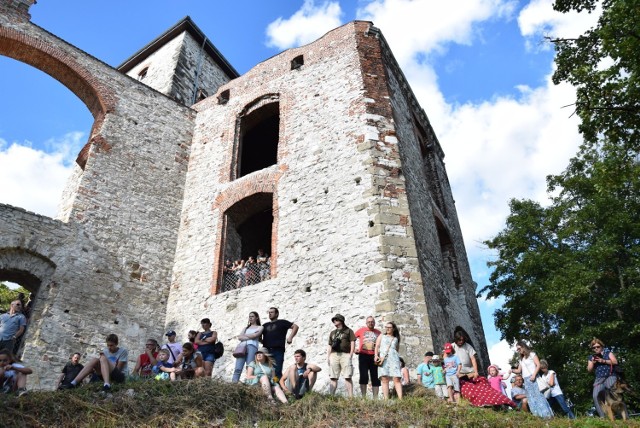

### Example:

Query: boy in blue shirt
xmin=416 ymin=351 xmax=435 ymax=389
xmin=442 ymin=343 xmax=461 ymax=403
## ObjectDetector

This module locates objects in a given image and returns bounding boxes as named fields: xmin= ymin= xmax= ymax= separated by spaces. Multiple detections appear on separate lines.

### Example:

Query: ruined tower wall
xmin=123 ymin=30 xmax=233 ymax=106
xmin=166 ymin=23 xmax=400 ymax=389
xmin=372 ymin=29 xmax=489 ymax=367
xmin=0 ymin=4 xmax=195 ymax=388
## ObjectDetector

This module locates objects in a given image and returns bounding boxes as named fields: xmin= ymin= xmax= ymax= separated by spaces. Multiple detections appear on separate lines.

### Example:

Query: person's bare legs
xmin=372 ymin=386 xmax=379 ymax=399
xmin=345 ymin=378 xmax=353 ymax=397
xmin=99 ymin=354 xmax=113 ymax=385
xmin=393 ymin=377 xmax=403 ymax=400
xmin=203 ymin=361 xmax=213 ymax=378
xmin=329 ymin=378 xmax=338 ymax=395
xmin=71 ymin=357 xmax=101 ymax=384
xmin=194 ymin=367 xmax=205 ymax=377
xmin=259 ymin=375 xmax=276 ymax=402
xmin=307 ymin=371 xmax=318 ymax=390
xmin=272 ymin=384 xmax=288 ymax=403
xmin=360 ymin=384 xmax=368 ymax=397
xmin=521 ymin=398 xmax=529 ymax=413
xmin=381 ymin=376 xmax=390 ymax=399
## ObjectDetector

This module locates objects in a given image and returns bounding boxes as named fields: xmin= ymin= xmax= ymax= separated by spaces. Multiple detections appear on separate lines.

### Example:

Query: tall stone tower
xmin=0 ymin=1 xmax=487 ymax=391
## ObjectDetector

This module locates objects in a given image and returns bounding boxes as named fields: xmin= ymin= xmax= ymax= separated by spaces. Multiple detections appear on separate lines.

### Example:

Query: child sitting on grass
xmin=152 ymin=349 xmax=176 ymax=381
xmin=0 ymin=349 xmax=32 ymax=396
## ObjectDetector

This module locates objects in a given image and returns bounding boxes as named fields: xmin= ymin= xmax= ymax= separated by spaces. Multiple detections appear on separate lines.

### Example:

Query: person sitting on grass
xmin=511 ymin=375 xmax=529 ymax=412
xmin=174 ymin=342 xmax=205 ymax=379
xmin=132 ymin=338 xmax=159 ymax=378
xmin=245 ymin=348 xmax=287 ymax=404
xmin=279 ymin=349 xmax=321 ymax=399
xmin=68 ymin=333 xmax=128 ymax=392
xmin=0 ymin=349 xmax=32 ymax=396
xmin=58 ymin=352 xmax=83 ymax=390
xmin=152 ymin=349 xmax=176 ymax=381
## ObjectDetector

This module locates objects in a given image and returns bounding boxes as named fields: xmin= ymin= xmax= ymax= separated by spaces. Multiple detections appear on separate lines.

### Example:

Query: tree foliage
xmin=0 ymin=282 xmax=28 ymax=313
xmin=481 ymin=0 xmax=640 ymax=412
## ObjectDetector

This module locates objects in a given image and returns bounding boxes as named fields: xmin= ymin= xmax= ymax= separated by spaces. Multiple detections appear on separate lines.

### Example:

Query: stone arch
xmin=0 ymin=247 xmax=56 ymax=294
xmin=0 ymin=27 xmax=117 ymax=167
xmin=0 ymin=247 xmax=56 ymax=357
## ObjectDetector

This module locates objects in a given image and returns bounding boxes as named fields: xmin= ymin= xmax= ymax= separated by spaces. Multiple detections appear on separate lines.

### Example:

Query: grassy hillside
xmin=0 ymin=379 xmax=637 ymax=427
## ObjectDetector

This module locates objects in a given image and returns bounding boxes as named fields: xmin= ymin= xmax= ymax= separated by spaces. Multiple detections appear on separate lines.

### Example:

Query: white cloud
xmin=518 ymin=0 xmax=600 ymax=50
xmin=266 ymin=0 xmax=343 ymax=49
xmin=488 ymin=339 xmax=515 ymax=371
xmin=357 ymin=0 xmax=516 ymax=64
xmin=0 ymin=132 xmax=84 ymax=217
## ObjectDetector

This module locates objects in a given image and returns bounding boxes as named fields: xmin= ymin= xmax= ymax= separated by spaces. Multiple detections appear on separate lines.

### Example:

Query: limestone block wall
xmin=123 ymin=30 xmax=233 ymax=106
xmin=1 ymin=3 xmax=195 ymax=388
xmin=373 ymin=28 xmax=489 ymax=368
xmin=166 ymin=22 xmax=439 ymax=392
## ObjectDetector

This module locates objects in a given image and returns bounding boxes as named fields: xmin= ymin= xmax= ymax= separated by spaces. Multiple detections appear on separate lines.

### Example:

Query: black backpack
xmin=214 ymin=340 xmax=224 ymax=359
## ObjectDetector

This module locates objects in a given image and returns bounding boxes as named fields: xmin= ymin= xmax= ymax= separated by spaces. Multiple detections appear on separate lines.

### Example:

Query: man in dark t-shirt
xmin=58 ymin=353 xmax=84 ymax=389
xmin=261 ymin=307 xmax=299 ymax=380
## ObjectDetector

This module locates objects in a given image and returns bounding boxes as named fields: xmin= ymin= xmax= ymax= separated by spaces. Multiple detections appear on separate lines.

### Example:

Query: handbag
xmin=375 ymin=336 xmax=394 ymax=366
xmin=536 ymin=375 xmax=550 ymax=397
xmin=233 ymin=341 xmax=247 ymax=358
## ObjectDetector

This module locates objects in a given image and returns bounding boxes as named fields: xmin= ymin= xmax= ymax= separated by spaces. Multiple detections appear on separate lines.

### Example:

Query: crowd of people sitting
xmin=0 ymin=303 xmax=629 ymax=419
xmin=221 ymin=249 xmax=271 ymax=292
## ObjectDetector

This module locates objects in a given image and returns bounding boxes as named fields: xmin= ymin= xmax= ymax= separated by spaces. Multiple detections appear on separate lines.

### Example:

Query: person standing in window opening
xmin=195 ymin=318 xmax=217 ymax=377
xmin=245 ymin=256 xmax=258 ymax=285
xmin=588 ymin=338 xmax=619 ymax=418
xmin=232 ymin=311 xmax=264 ymax=382
xmin=0 ymin=300 xmax=27 ymax=353
xmin=513 ymin=340 xmax=553 ymax=418
xmin=233 ymin=259 xmax=246 ymax=289
xmin=257 ymin=249 xmax=270 ymax=281
xmin=261 ymin=307 xmax=298 ymax=381
xmin=222 ymin=259 xmax=234 ymax=290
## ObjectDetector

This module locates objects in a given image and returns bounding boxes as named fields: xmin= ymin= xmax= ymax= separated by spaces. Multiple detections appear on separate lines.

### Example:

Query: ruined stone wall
xmin=0 ymin=3 xmax=195 ymax=388
xmin=124 ymin=31 xmax=232 ymax=105
xmin=166 ymin=23 xmax=402 ymax=392
xmin=373 ymin=28 xmax=489 ymax=369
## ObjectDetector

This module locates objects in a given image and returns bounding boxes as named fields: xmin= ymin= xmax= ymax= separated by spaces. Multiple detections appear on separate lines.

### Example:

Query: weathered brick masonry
xmin=0 ymin=0 xmax=488 ymax=391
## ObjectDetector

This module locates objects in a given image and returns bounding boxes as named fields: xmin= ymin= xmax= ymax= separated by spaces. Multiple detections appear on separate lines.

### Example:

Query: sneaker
xmin=17 ymin=388 xmax=28 ymax=397
xmin=102 ymin=384 xmax=112 ymax=392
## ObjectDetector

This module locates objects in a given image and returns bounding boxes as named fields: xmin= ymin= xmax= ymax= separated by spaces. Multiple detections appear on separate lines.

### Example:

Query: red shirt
xmin=354 ymin=327 xmax=381 ymax=355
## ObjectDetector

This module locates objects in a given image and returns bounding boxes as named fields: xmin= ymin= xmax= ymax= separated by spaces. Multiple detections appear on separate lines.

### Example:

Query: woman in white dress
xmin=374 ymin=321 xmax=402 ymax=399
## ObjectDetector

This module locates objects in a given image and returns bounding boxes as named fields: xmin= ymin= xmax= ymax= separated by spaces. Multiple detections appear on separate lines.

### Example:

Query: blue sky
xmin=0 ymin=0 xmax=600 ymax=369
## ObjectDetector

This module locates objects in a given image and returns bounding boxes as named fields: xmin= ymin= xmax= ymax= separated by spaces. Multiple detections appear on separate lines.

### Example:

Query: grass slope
xmin=0 ymin=379 xmax=637 ymax=427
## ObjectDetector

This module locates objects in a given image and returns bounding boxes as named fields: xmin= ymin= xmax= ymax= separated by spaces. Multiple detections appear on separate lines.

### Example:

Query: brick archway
xmin=0 ymin=27 xmax=117 ymax=167
xmin=0 ymin=247 xmax=55 ymax=295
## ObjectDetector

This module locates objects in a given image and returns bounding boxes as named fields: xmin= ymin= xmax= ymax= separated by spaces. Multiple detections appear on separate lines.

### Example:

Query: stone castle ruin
xmin=0 ymin=0 xmax=488 ymax=390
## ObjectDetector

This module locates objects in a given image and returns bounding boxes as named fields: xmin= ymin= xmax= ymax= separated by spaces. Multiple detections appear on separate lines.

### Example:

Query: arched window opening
xmin=435 ymin=218 xmax=461 ymax=288
xmin=0 ymin=56 xmax=93 ymax=217
xmin=237 ymin=102 xmax=279 ymax=178
xmin=219 ymin=193 xmax=274 ymax=293
xmin=0 ymin=248 xmax=55 ymax=358
xmin=196 ymin=88 xmax=208 ymax=102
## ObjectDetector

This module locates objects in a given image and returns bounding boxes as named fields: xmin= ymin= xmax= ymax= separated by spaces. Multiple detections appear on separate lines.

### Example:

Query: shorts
xmin=445 ymin=375 xmax=460 ymax=392
xmin=110 ymin=367 xmax=126 ymax=383
xmin=434 ymin=384 xmax=448 ymax=399
xmin=329 ymin=352 xmax=353 ymax=379
xmin=200 ymin=350 xmax=216 ymax=363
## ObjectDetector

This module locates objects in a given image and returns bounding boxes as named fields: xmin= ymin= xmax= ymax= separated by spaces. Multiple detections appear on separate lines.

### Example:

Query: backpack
xmin=214 ymin=340 xmax=224 ymax=359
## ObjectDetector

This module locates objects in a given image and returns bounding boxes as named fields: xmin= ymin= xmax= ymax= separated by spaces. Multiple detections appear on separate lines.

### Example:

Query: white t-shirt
xmin=520 ymin=352 xmax=537 ymax=378
xmin=452 ymin=342 xmax=477 ymax=373
xmin=541 ymin=369 xmax=563 ymax=397
xmin=244 ymin=325 xmax=262 ymax=348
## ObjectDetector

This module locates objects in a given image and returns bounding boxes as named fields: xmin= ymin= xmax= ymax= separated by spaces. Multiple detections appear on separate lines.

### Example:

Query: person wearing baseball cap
xmin=442 ymin=342 xmax=462 ymax=403
xmin=416 ymin=351 xmax=435 ymax=389
xmin=161 ymin=330 xmax=182 ymax=365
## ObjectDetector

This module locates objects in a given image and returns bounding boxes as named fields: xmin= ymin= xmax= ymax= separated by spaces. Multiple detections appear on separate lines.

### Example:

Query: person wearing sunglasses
xmin=587 ymin=338 xmax=619 ymax=417
xmin=0 ymin=300 xmax=26 ymax=353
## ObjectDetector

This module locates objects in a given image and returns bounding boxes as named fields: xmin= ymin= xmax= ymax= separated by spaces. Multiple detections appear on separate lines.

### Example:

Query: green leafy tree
xmin=481 ymin=0 xmax=640 ymax=413
xmin=0 ymin=282 xmax=28 ymax=313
